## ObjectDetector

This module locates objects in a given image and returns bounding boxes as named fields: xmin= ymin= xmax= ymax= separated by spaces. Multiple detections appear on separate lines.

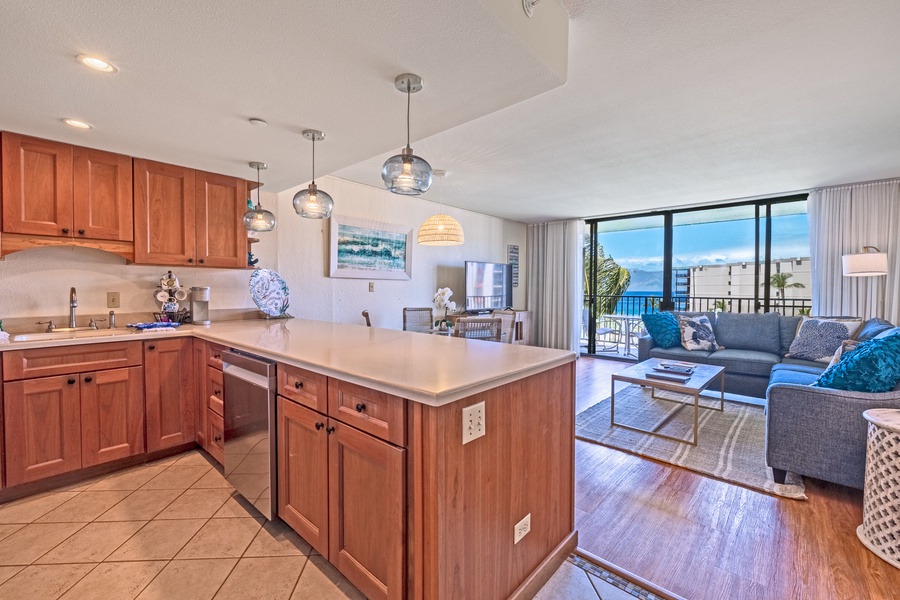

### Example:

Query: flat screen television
xmin=465 ymin=261 xmax=513 ymax=312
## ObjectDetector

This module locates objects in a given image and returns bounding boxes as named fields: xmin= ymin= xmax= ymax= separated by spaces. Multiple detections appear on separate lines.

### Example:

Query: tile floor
xmin=0 ymin=449 xmax=657 ymax=599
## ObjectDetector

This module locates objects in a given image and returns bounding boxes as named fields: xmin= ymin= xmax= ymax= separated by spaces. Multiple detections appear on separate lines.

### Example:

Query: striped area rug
xmin=576 ymin=385 xmax=807 ymax=499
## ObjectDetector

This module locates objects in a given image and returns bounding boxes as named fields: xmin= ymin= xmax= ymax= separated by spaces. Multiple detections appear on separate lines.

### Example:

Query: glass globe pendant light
xmin=243 ymin=162 xmax=276 ymax=232
xmin=292 ymin=129 xmax=334 ymax=219
xmin=418 ymin=170 xmax=464 ymax=246
xmin=382 ymin=73 xmax=432 ymax=195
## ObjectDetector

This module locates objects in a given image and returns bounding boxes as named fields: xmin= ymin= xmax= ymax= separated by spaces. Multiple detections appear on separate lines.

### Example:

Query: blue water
xmin=614 ymin=291 xmax=662 ymax=316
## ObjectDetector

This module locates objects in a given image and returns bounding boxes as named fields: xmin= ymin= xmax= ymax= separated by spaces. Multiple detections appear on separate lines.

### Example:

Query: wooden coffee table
xmin=610 ymin=358 xmax=725 ymax=445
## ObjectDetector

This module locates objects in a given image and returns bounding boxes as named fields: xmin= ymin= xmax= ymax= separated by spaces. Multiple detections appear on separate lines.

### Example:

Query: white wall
xmin=274 ymin=176 xmax=527 ymax=329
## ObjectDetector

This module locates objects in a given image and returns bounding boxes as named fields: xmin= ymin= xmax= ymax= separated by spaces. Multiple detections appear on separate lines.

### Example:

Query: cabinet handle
xmin=187 ymin=258 xmax=194 ymax=263
xmin=67 ymin=378 xmax=76 ymax=385
xmin=294 ymin=381 xmax=303 ymax=389
xmin=355 ymin=403 xmax=366 ymax=413
xmin=78 ymin=229 xmax=85 ymax=235
xmin=148 ymin=345 xmax=156 ymax=350
xmin=315 ymin=422 xmax=324 ymax=430
xmin=214 ymin=389 xmax=221 ymax=396
xmin=214 ymin=353 xmax=220 ymax=360
xmin=61 ymin=228 xmax=69 ymax=234
xmin=326 ymin=426 xmax=335 ymax=434
xmin=84 ymin=376 xmax=93 ymax=383
xmin=199 ymin=259 xmax=205 ymax=264
xmin=214 ymin=435 xmax=221 ymax=442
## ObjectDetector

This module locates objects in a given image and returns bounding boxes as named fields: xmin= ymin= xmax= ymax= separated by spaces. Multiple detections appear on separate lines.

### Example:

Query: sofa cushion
xmin=708 ymin=349 xmax=780 ymax=377
xmin=771 ymin=362 xmax=827 ymax=377
xmin=875 ymin=326 xmax=900 ymax=340
xmin=788 ymin=317 xmax=862 ymax=363
xmin=855 ymin=317 xmax=894 ymax=342
xmin=779 ymin=315 xmax=803 ymax=356
xmin=641 ymin=312 xmax=680 ymax=348
xmin=648 ymin=345 xmax=710 ymax=363
xmin=714 ymin=312 xmax=781 ymax=354
xmin=814 ymin=334 xmax=900 ymax=393
xmin=779 ymin=356 xmax=830 ymax=370
xmin=677 ymin=314 xmax=719 ymax=351
xmin=768 ymin=367 xmax=821 ymax=387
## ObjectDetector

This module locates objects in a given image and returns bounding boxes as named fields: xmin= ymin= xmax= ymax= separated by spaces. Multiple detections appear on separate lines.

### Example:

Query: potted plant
xmin=433 ymin=287 xmax=457 ymax=331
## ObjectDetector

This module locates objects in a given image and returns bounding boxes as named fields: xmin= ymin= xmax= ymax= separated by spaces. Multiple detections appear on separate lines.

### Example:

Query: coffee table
xmin=610 ymin=358 xmax=725 ymax=446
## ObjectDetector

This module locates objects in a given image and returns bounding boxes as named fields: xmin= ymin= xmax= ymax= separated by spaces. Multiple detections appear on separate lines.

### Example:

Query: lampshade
xmin=243 ymin=162 xmax=276 ymax=232
xmin=842 ymin=246 xmax=888 ymax=277
xmin=418 ymin=214 xmax=465 ymax=246
xmin=293 ymin=130 xmax=334 ymax=219
xmin=382 ymin=74 xmax=432 ymax=196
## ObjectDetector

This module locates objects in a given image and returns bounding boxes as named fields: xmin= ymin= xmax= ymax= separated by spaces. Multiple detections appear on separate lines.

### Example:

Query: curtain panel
xmin=526 ymin=219 xmax=584 ymax=351
xmin=808 ymin=179 xmax=899 ymax=323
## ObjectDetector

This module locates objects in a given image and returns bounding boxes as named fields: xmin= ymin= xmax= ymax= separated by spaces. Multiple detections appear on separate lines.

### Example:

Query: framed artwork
xmin=330 ymin=216 xmax=413 ymax=280
xmin=508 ymin=244 xmax=519 ymax=287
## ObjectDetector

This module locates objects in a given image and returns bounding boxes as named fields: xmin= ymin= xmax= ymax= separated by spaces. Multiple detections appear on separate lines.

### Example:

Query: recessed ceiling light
xmin=76 ymin=54 xmax=118 ymax=73
xmin=63 ymin=118 xmax=93 ymax=129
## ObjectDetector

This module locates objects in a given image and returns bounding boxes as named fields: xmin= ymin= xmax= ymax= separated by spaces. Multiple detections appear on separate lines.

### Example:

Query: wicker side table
xmin=857 ymin=409 xmax=900 ymax=569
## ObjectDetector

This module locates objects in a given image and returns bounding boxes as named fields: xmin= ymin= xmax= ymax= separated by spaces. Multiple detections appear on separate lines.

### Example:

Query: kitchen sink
xmin=10 ymin=329 xmax=139 ymax=342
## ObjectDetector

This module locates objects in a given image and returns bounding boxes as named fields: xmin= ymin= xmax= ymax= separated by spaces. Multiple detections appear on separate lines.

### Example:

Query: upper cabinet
xmin=133 ymin=160 xmax=248 ymax=268
xmin=1 ymin=132 xmax=132 ymax=241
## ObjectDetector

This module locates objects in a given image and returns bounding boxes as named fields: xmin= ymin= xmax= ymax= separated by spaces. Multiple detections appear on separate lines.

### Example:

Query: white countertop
xmin=0 ymin=319 xmax=575 ymax=407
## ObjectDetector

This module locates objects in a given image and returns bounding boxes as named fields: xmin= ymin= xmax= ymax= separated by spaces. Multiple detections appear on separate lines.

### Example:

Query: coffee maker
xmin=190 ymin=287 xmax=211 ymax=325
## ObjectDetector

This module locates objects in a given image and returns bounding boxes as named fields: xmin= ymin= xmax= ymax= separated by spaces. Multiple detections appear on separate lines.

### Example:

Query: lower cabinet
xmin=81 ymin=366 xmax=145 ymax=467
xmin=144 ymin=338 xmax=195 ymax=452
xmin=277 ymin=395 xmax=406 ymax=600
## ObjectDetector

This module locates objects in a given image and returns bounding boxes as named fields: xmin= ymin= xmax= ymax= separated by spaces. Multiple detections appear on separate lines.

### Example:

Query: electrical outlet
xmin=369 ymin=282 xmax=375 ymax=292
xmin=107 ymin=292 xmax=121 ymax=308
xmin=462 ymin=401 xmax=486 ymax=444
xmin=514 ymin=513 xmax=531 ymax=544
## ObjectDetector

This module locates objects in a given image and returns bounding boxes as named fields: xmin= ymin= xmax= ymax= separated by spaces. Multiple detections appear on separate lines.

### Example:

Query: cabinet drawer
xmin=207 ymin=366 xmax=224 ymax=416
xmin=2 ymin=341 xmax=142 ymax=381
xmin=278 ymin=363 xmax=327 ymax=413
xmin=208 ymin=410 xmax=224 ymax=464
xmin=207 ymin=343 xmax=227 ymax=369
xmin=328 ymin=379 xmax=406 ymax=446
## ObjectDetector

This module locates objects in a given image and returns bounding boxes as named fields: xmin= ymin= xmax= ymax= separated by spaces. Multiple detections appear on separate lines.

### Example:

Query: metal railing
xmin=585 ymin=294 xmax=812 ymax=317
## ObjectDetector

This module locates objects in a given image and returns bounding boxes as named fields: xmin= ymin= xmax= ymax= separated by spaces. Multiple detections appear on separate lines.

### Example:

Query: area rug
xmin=576 ymin=385 xmax=806 ymax=499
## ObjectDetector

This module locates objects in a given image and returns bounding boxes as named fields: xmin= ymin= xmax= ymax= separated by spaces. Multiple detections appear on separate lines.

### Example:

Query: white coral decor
xmin=433 ymin=287 xmax=456 ymax=312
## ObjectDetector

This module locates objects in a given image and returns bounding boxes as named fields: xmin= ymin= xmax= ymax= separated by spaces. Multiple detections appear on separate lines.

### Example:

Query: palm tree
xmin=762 ymin=272 xmax=805 ymax=311
xmin=583 ymin=237 xmax=631 ymax=315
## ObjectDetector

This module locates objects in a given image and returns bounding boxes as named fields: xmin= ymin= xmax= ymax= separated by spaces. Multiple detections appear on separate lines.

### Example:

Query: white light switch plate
xmin=462 ymin=401 xmax=485 ymax=444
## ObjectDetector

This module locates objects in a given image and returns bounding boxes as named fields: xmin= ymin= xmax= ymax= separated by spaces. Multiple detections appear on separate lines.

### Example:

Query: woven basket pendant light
xmin=418 ymin=170 xmax=463 ymax=246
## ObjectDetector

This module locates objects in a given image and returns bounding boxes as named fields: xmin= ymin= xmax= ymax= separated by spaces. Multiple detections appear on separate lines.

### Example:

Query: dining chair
xmin=454 ymin=317 xmax=502 ymax=342
xmin=491 ymin=309 xmax=517 ymax=343
xmin=403 ymin=307 xmax=434 ymax=332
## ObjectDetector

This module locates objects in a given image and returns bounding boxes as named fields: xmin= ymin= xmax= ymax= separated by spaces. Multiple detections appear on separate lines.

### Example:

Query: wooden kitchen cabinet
xmin=133 ymin=158 xmax=196 ymax=265
xmin=192 ymin=339 xmax=209 ymax=449
xmin=81 ymin=366 xmax=145 ymax=467
xmin=195 ymin=171 xmax=247 ymax=268
xmin=1 ymin=132 xmax=132 ymax=242
xmin=144 ymin=338 xmax=195 ymax=452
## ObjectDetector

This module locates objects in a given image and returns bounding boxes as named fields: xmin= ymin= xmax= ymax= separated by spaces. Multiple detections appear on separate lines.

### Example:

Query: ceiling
xmin=3 ymin=1 xmax=900 ymax=224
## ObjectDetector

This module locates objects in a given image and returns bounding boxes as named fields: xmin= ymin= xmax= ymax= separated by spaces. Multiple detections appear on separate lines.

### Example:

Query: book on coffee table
xmin=654 ymin=362 xmax=695 ymax=374
xmin=646 ymin=370 xmax=692 ymax=383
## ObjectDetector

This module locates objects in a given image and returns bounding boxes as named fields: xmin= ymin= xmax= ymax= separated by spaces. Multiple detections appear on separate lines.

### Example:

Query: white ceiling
xmin=3 ymin=1 xmax=900 ymax=225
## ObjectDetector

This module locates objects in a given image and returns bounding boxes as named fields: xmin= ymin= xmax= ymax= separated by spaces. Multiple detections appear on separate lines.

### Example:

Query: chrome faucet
xmin=69 ymin=287 xmax=78 ymax=328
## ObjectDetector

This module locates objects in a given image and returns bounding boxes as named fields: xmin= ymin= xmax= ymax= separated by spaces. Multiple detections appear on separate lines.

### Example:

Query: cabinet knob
xmin=78 ymin=229 xmax=85 ymax=235
xmin=187 ymin=258 xmax=194 ymax=263
xmin=84 ymin=376 xmax=93 ymax=383
xmin=326 ymin=426 xmax=335 ymax=434
xmin=199 ymin=259 xmax=205 ymax=264
xmin=61 ymin=228 xmax=69 ymax=234
xmin=294 ymin=381 xmax=303 ymax=389
xmin=355 ymin=403 xmax=366 ymax=413
xmin=148 ymin=344 xmax=156 ymax=350
xmin=214 ymin=389 xmax=221 ymax=396
xmin=67 ymin=378 xmax=76 ymax=385
xmin=315 ymin=422 xmax=324 ymax=430
xmin=214 ymin=353 xmax=220 ymax=360
xmin=214 ymin=435 xmax=221 ymax=442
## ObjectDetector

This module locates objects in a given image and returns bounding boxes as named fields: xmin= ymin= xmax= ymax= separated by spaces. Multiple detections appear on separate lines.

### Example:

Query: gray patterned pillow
xmin=788 ymin=317 xmax=862 ymax=363
xmin=677 ymin=315 xmax=719 ymax=351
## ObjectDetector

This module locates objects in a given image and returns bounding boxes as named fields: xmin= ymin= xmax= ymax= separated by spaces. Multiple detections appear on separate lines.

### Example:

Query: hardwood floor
xmin=574 ymin=356 xmax=900 ymax=600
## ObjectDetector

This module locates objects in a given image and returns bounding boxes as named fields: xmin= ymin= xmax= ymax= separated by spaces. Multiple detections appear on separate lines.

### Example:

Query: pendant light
xmin=243 ymin=162 xmax=276 ymax=232
xmin=292 ymin=129 xmax=334 ymax=219
xmin=418 ymin=170 xmax=464 ymax=246
xmin=382 ymin=73 xmax=432 ymax=195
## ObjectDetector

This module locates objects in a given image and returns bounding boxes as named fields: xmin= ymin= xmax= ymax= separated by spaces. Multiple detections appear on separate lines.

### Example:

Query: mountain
xmin=626 ymin=269 xmax=663 ymax=292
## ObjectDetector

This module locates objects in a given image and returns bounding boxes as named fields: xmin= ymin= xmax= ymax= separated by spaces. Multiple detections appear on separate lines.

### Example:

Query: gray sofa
xmin=637 ymin=312 xmax=823 ymax=398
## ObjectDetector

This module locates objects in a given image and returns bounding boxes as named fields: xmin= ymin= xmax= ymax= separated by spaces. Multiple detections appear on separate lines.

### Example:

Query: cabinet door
xmin=144 ymin=338 xmax=195 ymax=451
xmin=4 ymin=375 xmax=81 ymax=486
xmin=133 ymin=158 xmax=195 ymax=265
xmin=72 ymin=146 xmax=133 ymax=241
xmin=81 ymin=366 xmax=145 ymax=467
xmin=1 ymin=132 xmax=74 ymax=236
xmin=195 ymin=171 xmax=247 ymax=268
xmin=277 ymin=397 xmax=329 ymax=556
xmin=192 ymin=339 xmax=208 ymax=448
xmin=329 ymin=421 xmax=405 ymax=600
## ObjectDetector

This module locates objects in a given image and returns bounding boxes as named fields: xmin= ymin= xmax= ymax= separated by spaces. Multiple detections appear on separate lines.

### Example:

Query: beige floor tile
xmin=214 ymin=556 xmax=306 ymax=600
xmin=36 ymin=520 xmax=145 ymax=564
xmin=57 ymin=479 xmax=102 ymax=492
xmin=0 ymin=491 xmax=80 ymax=524
xmin=87 ymin=466 xmax=168 ymax=491
xmin=60 ymin=561 xmax=167 ymax=600
xmin=140 ymin=465 xmax=211 ymax=490
xmin=107 ymin=519 xmax=206 ymax=561
xmin=533 ymin=560 xmax=600 ymax=600
xmin=156 ymin=488 xmax=233 ymax=519
xmin=95 ymin=489 xmax=183 ymax=521
xmin=0 ymin=565 xmax=23 ymax=586
xmin=0 ymin=523 xmax=25 ymax=543
xmin=244 ymin=520 xmax=312 ymax=557
xmin=135 ymin=557 xmax=236 ymax=600
xmin=191 ymin=468 xmax=233 ymax=490
xmin=144 ymin=454 xmax=182 ymax=468
xmin=172 ymin=451 xmax=215 ymax=467
xmin=212 ymin=493 xmax=260 ymax=519
xmin=586 ymin=572 xmax=639 ymax=600
xmin=291 ymin=555 xmax=366 ymax=600
xmin=175 ymin=517 xmax=262 ymax=559
xmin=36 ymin=491 xmax=131 ymax=523
xmin=0 ymin=563 xmax=94 ymax=598
xmin=0 ymin=522 xmax=85 ymax=565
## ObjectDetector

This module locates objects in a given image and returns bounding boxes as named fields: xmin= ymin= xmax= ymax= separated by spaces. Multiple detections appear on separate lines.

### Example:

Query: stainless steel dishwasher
xmin=221 ymin=349 xmax=277 ymax=520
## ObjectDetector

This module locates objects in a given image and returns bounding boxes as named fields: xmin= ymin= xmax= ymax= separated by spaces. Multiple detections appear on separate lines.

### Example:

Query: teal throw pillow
xmin=814 ymin=334 xmax=900 ymax=393
xmin=641 ymin=312 xmax=680 ymax=349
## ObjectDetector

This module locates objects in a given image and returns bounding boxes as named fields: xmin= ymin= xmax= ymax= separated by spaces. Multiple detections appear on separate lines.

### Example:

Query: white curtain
xmin=526 ymin=219 xmax=584 ymax=351
xmin=808 ymin=179 xmax=900 ymax=323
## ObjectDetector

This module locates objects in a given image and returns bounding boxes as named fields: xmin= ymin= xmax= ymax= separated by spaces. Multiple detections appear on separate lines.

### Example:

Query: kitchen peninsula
xmin=0 ymin=319 xmax=577 ymax=600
